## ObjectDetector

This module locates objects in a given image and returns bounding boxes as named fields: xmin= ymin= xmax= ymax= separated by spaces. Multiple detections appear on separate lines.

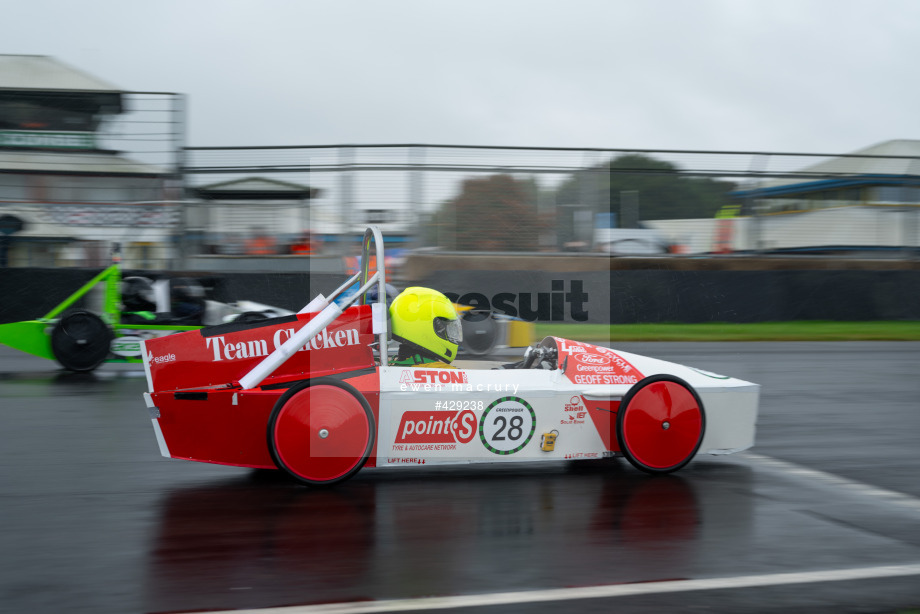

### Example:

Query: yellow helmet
xmin=389 ymin=287 xmax=462 ymax=363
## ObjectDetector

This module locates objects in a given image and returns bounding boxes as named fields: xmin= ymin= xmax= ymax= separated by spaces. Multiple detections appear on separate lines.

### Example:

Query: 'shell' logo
xmin=396 ymin=410 xmax=477 ymax=444
xmin=562 ymin=395 xmax=586 ymax=425
xmin=398 ymin=370 xmax=469 ymax=385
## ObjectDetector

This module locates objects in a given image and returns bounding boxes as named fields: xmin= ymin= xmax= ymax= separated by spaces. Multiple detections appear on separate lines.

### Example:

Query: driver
xmin=122 ymin=276 xmax=156 ymax=312
xmin=121 ymin=276 xmax=157 ymax=322
xmin=389 ymin=287 xmax=462 ymax=367
xmin=169 ymin=277 xmax=206 ymax=324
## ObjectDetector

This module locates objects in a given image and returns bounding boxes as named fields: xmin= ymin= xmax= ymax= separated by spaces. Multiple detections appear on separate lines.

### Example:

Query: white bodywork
xmin=373 ymin=349 xmax=758 ymax=467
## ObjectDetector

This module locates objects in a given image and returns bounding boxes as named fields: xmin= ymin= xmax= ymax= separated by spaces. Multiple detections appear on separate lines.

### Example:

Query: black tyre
xmin=459 ymin=310 xmax=498 ymax=356
xmin=50 ymin=310 xmax=113 ymax=372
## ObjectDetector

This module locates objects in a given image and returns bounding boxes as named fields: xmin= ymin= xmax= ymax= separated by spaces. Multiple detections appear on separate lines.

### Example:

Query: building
xmin=0 ymin=55 xmax=178 ymax=268
xmin=189 ymin=176 xmax=320 ymax=256
xmin=647 ymin=140 xmax=920 ymax=254
xmin=736 ymin=139 xmax=920 ymax=215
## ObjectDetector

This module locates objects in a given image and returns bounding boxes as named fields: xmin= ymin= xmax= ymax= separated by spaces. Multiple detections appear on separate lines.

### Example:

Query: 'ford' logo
xmin=575 ymin=353 xmax=611 ymax=365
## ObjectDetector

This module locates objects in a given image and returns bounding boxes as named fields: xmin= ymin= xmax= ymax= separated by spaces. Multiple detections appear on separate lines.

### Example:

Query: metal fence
xmin=4 ymin=129 xmax=920 ymax=268
xmin=182 ymin=143 xmax=920 ymax=259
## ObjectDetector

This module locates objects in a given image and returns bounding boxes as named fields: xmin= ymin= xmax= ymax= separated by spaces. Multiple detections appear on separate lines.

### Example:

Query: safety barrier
xmin=3 ymin=266 xmax=918 ymax=325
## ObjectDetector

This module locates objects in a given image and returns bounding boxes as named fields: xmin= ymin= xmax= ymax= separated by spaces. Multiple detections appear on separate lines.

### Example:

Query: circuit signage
xmin=0 ymin=130 xmax=97 ymax=150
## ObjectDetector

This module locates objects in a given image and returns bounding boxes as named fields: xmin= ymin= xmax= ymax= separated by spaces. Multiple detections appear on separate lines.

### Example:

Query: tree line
xmin=426 ymin=154 xmax=736 ymax=251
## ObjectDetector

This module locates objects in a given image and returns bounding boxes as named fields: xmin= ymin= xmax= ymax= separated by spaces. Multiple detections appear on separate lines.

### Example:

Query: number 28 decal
xmin=479 ymin=396 xmax=536 ymax=455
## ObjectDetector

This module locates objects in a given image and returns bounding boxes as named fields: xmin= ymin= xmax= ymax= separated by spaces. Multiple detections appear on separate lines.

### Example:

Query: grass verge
xmin=532 ymin=321 xmax=920 ymax=342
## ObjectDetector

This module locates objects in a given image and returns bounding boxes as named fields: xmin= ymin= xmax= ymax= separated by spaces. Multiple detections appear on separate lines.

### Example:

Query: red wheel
xmin=616 ymin=375 xmax=705 ymax=474
xmin=268 ymin=378 xmax=375 ymax=486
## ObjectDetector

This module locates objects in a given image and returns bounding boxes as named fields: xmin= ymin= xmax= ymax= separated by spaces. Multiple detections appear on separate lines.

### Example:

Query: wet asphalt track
xmin=0 ymin=342 xmax=919 ymax=613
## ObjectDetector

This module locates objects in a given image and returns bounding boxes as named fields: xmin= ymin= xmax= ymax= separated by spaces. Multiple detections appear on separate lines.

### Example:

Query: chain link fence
xmin=3 ymin=132 xmax=919 ymax=268
xmin=182 ymin=143 xmax=920 ymax=261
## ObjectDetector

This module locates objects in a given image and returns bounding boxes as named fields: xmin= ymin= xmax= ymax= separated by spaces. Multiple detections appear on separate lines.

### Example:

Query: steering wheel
xmin=522 ymin=346 xmax=543 ymax=369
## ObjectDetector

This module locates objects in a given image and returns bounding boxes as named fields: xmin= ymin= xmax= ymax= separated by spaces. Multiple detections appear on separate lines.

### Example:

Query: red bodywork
xmin=144 ymin=305 xmax=381 ymax=469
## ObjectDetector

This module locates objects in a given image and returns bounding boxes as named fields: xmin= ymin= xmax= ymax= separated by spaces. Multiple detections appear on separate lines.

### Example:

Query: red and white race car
xmin=141 ymin=227 xmax=759 ymax=484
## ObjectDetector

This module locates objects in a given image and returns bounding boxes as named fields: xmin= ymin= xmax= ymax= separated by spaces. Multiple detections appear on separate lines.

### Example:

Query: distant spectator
xmin=290 ymin=232 xmax=317 ymax=255
xmin=246 ymin=228 xmax=277 ymax=255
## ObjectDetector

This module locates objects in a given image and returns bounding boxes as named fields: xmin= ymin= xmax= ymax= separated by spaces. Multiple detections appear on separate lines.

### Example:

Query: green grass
xmin=533 ymin=321 xmax=920 ymax=342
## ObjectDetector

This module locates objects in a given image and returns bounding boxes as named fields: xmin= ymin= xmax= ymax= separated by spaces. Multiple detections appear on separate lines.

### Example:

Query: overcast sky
xmin=6 ymin=0 xmax=919 ymax=154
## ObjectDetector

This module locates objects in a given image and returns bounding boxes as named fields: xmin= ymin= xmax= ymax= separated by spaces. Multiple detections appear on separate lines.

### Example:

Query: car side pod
xmin=267 ymin=378 xmax=376 ymax=486
xmin=0 ymin=320 xmax=55 ymax=360
xmin=616 ymin=374 xmax=706 ymax=474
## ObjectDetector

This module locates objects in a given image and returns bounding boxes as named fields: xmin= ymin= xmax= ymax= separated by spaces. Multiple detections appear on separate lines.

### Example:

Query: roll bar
xmin=238 ymin=226 xmax=388 ymax=390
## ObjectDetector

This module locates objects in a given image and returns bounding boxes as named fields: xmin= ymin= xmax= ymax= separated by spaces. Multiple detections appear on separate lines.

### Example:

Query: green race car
xmin=0 ymin=260 xmax=290 ymax=372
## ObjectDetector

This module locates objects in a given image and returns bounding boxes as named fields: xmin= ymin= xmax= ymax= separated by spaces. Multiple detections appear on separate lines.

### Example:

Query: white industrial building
xmin=645 ymin=140 xmax=920 ymax=254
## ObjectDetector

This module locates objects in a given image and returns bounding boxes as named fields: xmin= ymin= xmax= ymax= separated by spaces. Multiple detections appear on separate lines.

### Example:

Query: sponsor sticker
xmin=395 ymin=409 xmax=478 ymax=445
xmin=205 ymin=326 xmax=360 ymax=362
xmin=479 ymin=396 xmax=536 ymax=455
xmin=399 ymin=370 xmax=469 ymax=385
xmin=110 ymin=335 xmax=144 ymax=357
xmin=561 ymin=395 xmax=587 ymax=425
xmin=146 ymin=351 xmax=177 ymax=365
xmin=574 ymin=353 xmax=612 ymax=366
xmin=556 ymin=338 xmax=644 ymax=385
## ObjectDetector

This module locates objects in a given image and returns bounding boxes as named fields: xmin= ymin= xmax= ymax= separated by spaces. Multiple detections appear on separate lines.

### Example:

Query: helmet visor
xmin=434 ymin=316 xmax=462 ymax=345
